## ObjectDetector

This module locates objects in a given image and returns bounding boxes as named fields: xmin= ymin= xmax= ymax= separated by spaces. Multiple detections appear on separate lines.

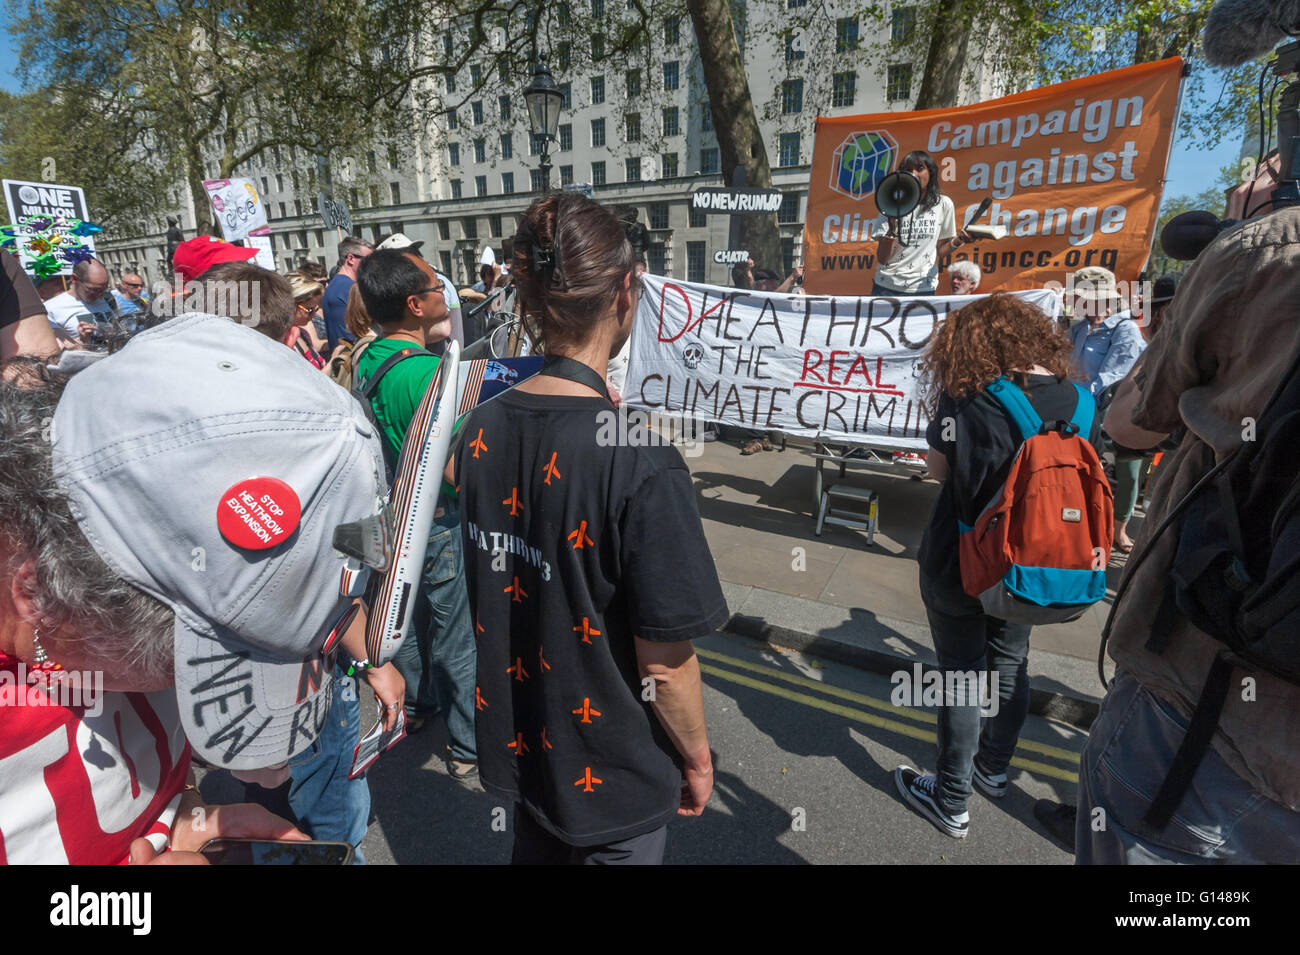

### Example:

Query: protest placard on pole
xmin=623 ymin=274 xmax=1059 ymax=450
xmin=2 ymin=179 xmax=96 ymax=276
xmin=317 ymin=192 xmax=353 ymax=239
xmin=804 ymin=58 xmax=1184 ymax=294
xmin=204 ymin=178 xmax=269 ymax=241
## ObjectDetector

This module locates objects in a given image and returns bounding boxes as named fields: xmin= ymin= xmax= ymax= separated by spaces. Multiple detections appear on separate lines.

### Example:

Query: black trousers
xmin=511 ymin=805 xmax=668 ymax=865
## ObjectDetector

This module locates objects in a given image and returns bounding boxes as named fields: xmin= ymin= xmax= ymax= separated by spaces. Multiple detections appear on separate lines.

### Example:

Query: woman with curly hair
xmin=895 ymin=293 xmax=1099 ymax=839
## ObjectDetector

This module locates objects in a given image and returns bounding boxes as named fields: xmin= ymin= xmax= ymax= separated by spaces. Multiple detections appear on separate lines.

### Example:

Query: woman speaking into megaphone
xmin=872 ymin=150 xmax=977 ymax=297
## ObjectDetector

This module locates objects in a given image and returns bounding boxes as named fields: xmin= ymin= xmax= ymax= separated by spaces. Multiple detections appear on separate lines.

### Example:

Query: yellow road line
xmin=699 ymin=663 xmax=1080 ymax=785
xmin=698 ymin=646 xmax=1081 ymax=766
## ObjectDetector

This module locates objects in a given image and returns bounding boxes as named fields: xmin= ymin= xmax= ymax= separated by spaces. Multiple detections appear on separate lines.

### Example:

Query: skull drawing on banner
xmin=682 ymin=341 xmax=705 ymax=370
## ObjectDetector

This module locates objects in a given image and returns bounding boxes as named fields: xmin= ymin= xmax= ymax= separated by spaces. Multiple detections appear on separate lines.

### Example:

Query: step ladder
xmin=815 ymin=484 xmax=878 ymax=544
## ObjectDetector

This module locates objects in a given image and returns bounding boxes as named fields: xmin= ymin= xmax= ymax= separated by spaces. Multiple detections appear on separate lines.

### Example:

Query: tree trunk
xmin=185 ymin=144 xmax=214 ymax=237
xmin=685 ymin=0 xmax=780 ymax=274
xmin=914 ymin=0 xmax=975 ymax=110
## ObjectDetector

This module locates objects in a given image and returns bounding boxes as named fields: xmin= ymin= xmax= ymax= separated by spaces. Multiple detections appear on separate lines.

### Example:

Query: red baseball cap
xmin=173 ymin=235 xmax=257 ymax=282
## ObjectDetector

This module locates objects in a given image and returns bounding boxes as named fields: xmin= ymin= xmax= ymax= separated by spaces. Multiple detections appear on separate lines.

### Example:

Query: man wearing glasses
xmin=112 ymin=271 xmax=149 ymax=327
xmin=44 ymin=258 xmax=122 ymax=347
xmin=354 ymin=249 xmax=479 ymax=785
xmin=322 ymin=236 xmax=374 ymax=354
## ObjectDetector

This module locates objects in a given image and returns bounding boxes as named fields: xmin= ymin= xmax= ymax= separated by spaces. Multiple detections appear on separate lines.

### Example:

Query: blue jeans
xmin=395 ymin=502 xmax=477 ymax=761
xmin=286 ymin=659 xmax=371 ymax=864
xmin=919 ymin=571 xmax=1032 ymax=815
xmin=1076 ymin=669 xmax=1300 ymax=864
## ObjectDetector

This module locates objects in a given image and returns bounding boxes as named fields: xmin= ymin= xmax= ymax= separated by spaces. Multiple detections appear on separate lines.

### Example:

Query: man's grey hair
xmin=72 ymin=258 xmax=107 ymax=282
xmin=948 ymin=260 xmax=981 ymax=288
xmin=0 ymin=361 xmax=174 ymax=681
xmin=338 ymin=236 xmax=372 ymax=262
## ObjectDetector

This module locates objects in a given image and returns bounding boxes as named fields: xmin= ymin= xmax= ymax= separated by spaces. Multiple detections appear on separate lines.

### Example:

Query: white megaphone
xmin=874 ymin=170 xmax=923 ymax=246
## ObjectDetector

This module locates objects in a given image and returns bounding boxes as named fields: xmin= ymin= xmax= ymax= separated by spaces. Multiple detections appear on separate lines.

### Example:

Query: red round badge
xmin=217 ymin=477 xmax=302 ymax=550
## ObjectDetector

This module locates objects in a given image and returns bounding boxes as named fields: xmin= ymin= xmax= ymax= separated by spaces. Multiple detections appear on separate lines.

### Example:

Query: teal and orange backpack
xmin=958 ymin=377 xmax=1113 ymax=624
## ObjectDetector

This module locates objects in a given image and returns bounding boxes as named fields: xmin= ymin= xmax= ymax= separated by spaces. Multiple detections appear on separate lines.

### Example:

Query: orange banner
xmin=804 ymin=58 xmax=1183 ymax=295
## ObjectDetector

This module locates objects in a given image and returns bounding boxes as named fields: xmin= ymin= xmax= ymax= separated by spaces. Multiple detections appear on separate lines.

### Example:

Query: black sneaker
xmin=895 ymin=766 xmax=969 ymax=839
xmin=1033 ymin=800 xmax=1077 ymax=851
xmin=971 ymin=756 xmax=1008 ymax=799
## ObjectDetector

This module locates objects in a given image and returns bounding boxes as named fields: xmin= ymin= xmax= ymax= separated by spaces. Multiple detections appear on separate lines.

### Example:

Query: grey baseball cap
xmin=51 ymin=312 xmax=386 ymax=770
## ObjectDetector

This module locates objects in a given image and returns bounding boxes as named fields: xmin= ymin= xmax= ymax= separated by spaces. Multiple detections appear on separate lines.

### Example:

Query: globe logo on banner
xmin=830 ymin=130 xmax=898 ymax=201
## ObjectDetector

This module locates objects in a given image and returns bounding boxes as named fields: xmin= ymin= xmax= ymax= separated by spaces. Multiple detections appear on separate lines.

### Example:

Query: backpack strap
xmin=357 ymin=345 xmax=432 ymax=399
xmin=985 ymin=377 xmax=1043 ymax=443
xmin=1068 ymin=383 xmax=1095 ymax=439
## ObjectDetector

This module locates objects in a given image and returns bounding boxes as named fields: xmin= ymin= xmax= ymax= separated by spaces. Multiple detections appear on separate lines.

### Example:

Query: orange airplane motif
xmin=542 ymin=451 xmax=562 ymax=485
xmin=506 ymin=657 xmax=529 ymax=682
xmin=468 ymin=428 xmax=488 ymax=458
xmin=502 ymin=487 xmax=524 ymax=516
xmin=539 ymin=645 xmax=551 ymax=672
xmin=571 ymin=697 xmax=602 ymax=724
xmin=507 ymin=732 xmax=529 ymax=755
xmin=566 ymin=521 xmax=594 ymax=549
xmin=574 ymin=767 xmax=603 ymax=792
xmin=541 ymin=727 xmax=553 ymax=751
xmin=476 ymin=617 xmax=485 ymax=635
xmin=475 ymin=686 xmax=488 ymax=710
xmin=573 ymin=617 xmax=602 ymax=645
xmin=504 ymin=577 xmax=528 ymax=602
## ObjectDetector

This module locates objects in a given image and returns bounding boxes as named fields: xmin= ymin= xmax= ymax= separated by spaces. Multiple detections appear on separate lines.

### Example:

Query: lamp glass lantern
xmin=524 ymin=59 xmax=563 ymax=144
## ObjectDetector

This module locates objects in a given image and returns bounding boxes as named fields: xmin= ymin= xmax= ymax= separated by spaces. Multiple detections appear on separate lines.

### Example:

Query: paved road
xmin=197 ymin=630 xmax=1085 ymax=864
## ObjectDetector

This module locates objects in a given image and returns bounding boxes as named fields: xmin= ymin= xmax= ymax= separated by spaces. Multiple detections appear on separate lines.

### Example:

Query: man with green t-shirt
xmin=354 ymin=249 xmax=478 ymax=783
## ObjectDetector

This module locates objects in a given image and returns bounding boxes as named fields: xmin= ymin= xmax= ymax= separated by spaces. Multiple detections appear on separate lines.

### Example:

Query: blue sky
xmin=0 ymin=30 xmax=1238 ymax=203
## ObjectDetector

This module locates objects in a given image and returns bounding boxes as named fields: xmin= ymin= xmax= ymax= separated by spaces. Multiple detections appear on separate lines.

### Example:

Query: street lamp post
xmin=524 ymin=59 xmax=563 ymax=193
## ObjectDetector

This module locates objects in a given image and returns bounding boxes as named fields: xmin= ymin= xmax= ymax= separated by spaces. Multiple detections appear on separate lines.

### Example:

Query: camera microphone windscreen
xmin=1203 ymin=0 xmax=1300 ymax=66
xmin=970 ymin=197 xmax=993 ymax=223
xmin=1160 ymin=210 xmax=1238 ymax=260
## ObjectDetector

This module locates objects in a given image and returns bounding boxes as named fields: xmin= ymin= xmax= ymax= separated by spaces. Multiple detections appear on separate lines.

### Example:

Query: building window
xmin=592 ymin=33 xmax=604 ymax=59
xmin=702 ymin=103 xmax=713 ymax=131
xmin=662 ymin=106 xmax=679 ymax=136
xmin=559 ymin=123 xmax=573 ymax=151
xmin=438 ymin=219 xmax=451 ymax=240
xmin=591 ymin=75 xmax=605 ymax=104
xmin=294 ymin=199 xmax=304 ymax=216
xmin=349 ymin=188 xmax=360 ymax=208
xmin=446 ymin=72 xmax=456 ymax=93
xmin=625 ymin=157 xmax=641 ymax=182
xmin=390 ymin=182 xmax=401 ymax=204
xmin=501 ymin=133 xmax=513 ymax=159
xmin=625 ymin=69 xmax=641 ymax=97
xmin=560 ymin=164 xmax=574 ymax=185
xmin=490 ymin=214 xmax=502 ymax=236
xmin=366 ymin=151 xmax=376 ymax=173
xmin=591 ymin=0 xmax=603 ymax=17
xmin=648 ymin=203 xmax=669 ymax=230
xmin=530 ymin=169 xmax=544 ymax=192
xmin=499 ymin=95 xmax=511 ymax=120
xmin=463 ymin=216 xmax=478 ymax=240
xmin=625 ymin=112 xmax=641 ymax=142
xmin=474 ymin=139 xmax=486 ymax=163
xmin=260 ymin=176 xmax=269 ymax=194
xmin=782 ymin=78 xmax=803 ymax=114
xmin=498 ymin=58 xmax=510 ymax=83
xmin=471 ymin=62 xmax=482 ymax=85
xmin=785 ymin=31 xmax=805 ymax=61
xmin=663 ymin=61 xmax=679 ymax=91
xmin=887 ymin=63 xmax=912 ymax=101
xmin=664 ymin=15 xmax=680 ymax=45
xmin=592 ymin=160 xmax=606 ymax=186
xmin=662 ymin=152 xmax=679 ymax=178
xmin=560 ymin=82 xmax=572 ymax=109
xmin=782 ymin=236 xmax=796 ymax=276
xmin=276 ymin=173 xmax=284 ymax=191
xmin=687 ymin=241 xmax=706 ymax=282
xmin=475 ymin=175 xmax=487 ymax=197
xmin=788 ymin=0 xmax=807 ymax=5
xmin=446 ymin=109 xmax=458 ymax=130
xmin=472 ymin=101 xmax=484 ymax=124
xmin=778 ymin=192 xmax=801 ymax=224
xmin=369 ymin=185 xmax=379 ymax=207
xmin=448 ymin=142 xmax=460 ymax=165
xmin=891 ymin=6 xmax=917 ymax=42
xmin=591 ymin=117 xmax=606 ymax=147
xmin=689 ymin=204 xmax=707 ymax=228
xmin=443 ymin=31 xmax=453 ymax=58
xmin=557 ymin=42 xmax=572 ymax=70
xmin=529 ymin=133 xmax=541 ymax=155
xmin=440 ymin=250 xmax=453 ymax=276
xmin=778 ymin=132 xmax=801 ymax=167
xmin=836 ymin=17 xmax=859 ymax=52
xmin=832 ymin=71 xmax=857 ymax=108
xmin=558 ymin=1 xmax=571 ymax=26
xmin=278 ymin=202 xmax=287 ymax=218
xmin=450 ymin=179 xmax=462 ymax=199
xmin=701 ymin=147 xmax=720 ymax=174
xmin=502 ymin=172 xmax=515 ymax=194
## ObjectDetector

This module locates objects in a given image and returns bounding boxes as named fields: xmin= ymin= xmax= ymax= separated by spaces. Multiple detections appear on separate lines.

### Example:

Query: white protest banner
xmin=245 ymin=234 xmax=275 ymax=270
xmin=625 ymin=274 xmax=1060 ymax=450
xmin=204 ymin=178 xmax=268 ymax=241
xmin=3 ymin=179 xmax=95 ymax=276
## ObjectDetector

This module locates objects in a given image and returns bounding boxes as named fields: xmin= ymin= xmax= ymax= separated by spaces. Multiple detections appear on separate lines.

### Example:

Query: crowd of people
xmin=0 ymin=178 xmax=1295 ymax=867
